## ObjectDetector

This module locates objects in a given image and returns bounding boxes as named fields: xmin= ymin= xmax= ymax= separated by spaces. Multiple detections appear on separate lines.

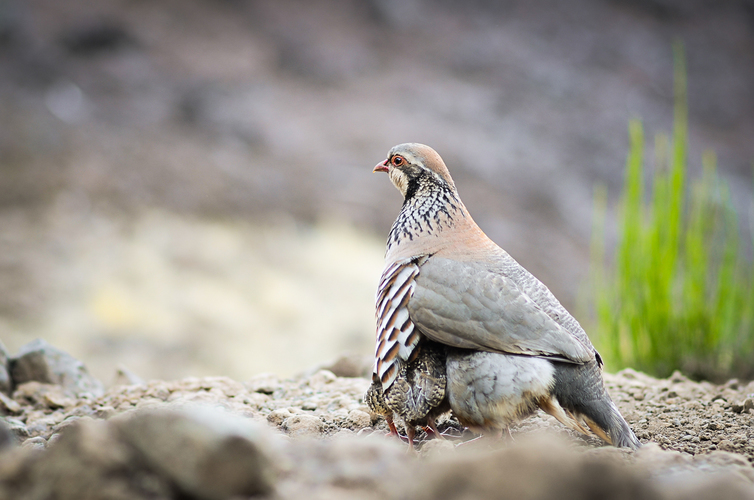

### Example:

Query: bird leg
xmin=385 ymin=415 xmax=400 ymax=437
xmin=424 ymin=415 xmax=445 ymax=440
xmin=405 ymin=425 xmax=418 ymax=452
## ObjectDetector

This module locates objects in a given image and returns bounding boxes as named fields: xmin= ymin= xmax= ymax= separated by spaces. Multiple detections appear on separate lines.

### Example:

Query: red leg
xmin=406 ymin=425 xmax=417 ymax=452
xmin=385 ymin=416 xmax=400 ymax=437
xmin=426 ymin=415 xmax=444 ymax=440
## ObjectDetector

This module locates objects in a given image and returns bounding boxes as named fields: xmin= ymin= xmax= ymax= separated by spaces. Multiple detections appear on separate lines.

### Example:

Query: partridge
xmin=368 ymin=143 xmax=640 ymax=449
xmin=365 ymin=339 xmax=450 ymax=445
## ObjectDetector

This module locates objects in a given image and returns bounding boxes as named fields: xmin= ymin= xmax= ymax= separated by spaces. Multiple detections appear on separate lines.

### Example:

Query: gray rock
xmin=346 ymin=410 xmax=372 ymax=430
xmin=20 ymin=436 xmax=47 ymax=450
xmin=283 ymin=414 xmax=323 ymax=437
xmin=743 ymin=398 xmax=754 ymax=412
xmin=403 ymin=434 xmax=662 ymax=500
xmin=0 ymin=418 xmax=16 ymax=450
xmin=115 ymin=407 xmax=277 ymax=500
xmin=2 ymin=417 xmax=29 ymax=440
xmin=0 ymin=340 xmax=10 ymax=395
xmin=25 ymin=417 xmax=172 ymax=500
xmin=268 ymin=408 xmax=293 ymax=427
xmin=0 ymin=391 xmax=20 ymax=414
xmin=10 ymin=339 xmax=104 ymax=398
xmin=245 ymin=373 xmax=280 ymax=395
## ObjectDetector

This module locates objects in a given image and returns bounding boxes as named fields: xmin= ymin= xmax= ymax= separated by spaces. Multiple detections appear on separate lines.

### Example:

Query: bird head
xmin=373 ymin=143 xmax=456 ymax=199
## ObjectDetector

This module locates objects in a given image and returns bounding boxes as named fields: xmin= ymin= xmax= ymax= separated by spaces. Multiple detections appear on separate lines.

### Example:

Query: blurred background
xmin=0 ymin=0 xmax=752 ymax=384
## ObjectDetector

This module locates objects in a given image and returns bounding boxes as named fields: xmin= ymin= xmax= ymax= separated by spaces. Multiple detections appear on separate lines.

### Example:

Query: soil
xmin=2 ymin=355 xmax=754 ymax=499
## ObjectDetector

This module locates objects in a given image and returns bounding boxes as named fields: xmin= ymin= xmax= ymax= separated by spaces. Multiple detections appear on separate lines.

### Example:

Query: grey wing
xmin=408 ymin=257 xmax=594 ymax=364
xmin=490 ymin=249 xmax=597 ymax=360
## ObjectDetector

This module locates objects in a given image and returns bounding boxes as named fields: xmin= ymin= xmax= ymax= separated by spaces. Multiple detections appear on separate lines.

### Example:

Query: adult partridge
xmin=368 ymin=143 xmax=640 ymax=449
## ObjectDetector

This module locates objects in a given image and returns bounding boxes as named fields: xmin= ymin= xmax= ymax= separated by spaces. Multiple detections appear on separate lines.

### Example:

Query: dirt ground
xmin=2 ymin=352 xmax=754 ymax=499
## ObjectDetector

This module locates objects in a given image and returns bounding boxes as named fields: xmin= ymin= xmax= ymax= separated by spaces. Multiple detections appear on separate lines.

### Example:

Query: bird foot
xmin=384 ymin=420 xmax=401 ymax=438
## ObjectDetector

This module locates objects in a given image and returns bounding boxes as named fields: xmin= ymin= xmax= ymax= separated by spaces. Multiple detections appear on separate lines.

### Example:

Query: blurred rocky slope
xmin=0 ymin=0 xmax=752 ymax=379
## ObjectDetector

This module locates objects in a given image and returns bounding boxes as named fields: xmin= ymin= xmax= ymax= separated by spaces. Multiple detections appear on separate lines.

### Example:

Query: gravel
xmin=0 ymin=347 xmax=753 ymax=499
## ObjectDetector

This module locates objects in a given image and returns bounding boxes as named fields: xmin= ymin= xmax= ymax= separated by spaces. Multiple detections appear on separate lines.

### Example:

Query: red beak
xmin=373 ymin=159 xmax=389 ymax=173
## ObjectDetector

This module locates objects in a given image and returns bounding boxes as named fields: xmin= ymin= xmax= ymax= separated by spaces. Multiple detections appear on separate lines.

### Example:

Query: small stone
xmin=420 ymin=438 xmax=455 ymax=457
xmin=0 ymin=418 xmax=15 ymax=450
xmin=244 ymin=392 xmax=271 ymax=408
xmin=42 ymin=391 xmax=76 ymax=410
xmin=267 ymin=409 xmax=292 ymax=427
xmin=669 ymin=371 xmax=688 ymax=383
xmin=21 ymin=436 xmax=46 ymax=450
xmin=0 ymin=391 xmax=21 ymax=414
xmin=308 ymin=370 xmax=337 ymax=388
xmin=724 ymin=378 xmax=740 ymax=390
xmin=12 ymin=382 xmax=75 ymax=411
xmin=346 ymin=410 xmax=371 ymax=430
xmin=144 ymin=385 xmax=170 ymax=401
xmin=283 ymin=414 xmax=323 ymax=437
xmin=95 ymin=406 xmax=117 ymax=419
xmin=117 ymin=407 xmax=278 ymax=500
xmin=2 ymin=417 xmax=29 ymax=439
xmin=10 ymin=339 xmax=104 ymax=398
xmin=245 ymin=373 xmax=279 ymax=395
xmin=301 ymin=401 xmax=318 ymax=411
xmin=743 ymin=398 xmax=754 ymax=412
xmin=26 ymin=416 xmax=172 ymax=499
xmin=0 ymin=340 xmax=11 ymax=395
xmin=47 ymin=433 xmax=62 ymax=446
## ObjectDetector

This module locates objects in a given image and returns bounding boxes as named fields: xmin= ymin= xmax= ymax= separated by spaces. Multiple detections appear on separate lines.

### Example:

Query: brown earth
xmin=1 ymin=354 xmax=754 ymax=499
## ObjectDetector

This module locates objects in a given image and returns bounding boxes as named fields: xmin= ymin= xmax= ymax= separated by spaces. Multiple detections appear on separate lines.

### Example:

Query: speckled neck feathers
xmin=385 ymin=172 xmax=466 ymax=262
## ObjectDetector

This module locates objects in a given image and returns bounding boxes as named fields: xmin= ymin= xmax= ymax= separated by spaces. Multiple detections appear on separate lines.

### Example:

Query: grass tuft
xmin=589 ymin=43 xmax=754 ymax=381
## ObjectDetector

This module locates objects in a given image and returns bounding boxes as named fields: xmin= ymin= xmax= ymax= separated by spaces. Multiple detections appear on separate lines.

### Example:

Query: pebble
xmin=346 ymin=410 xmax=371 ymax=430
xmin=268 ymin=409 xmax=293 ymax=426
xmin=21 ymin=436 xmax=47 ymax=450
xmin=283 ymin=414 xmax=324 ymax=437
xmin=0 ymin=392 xmax=20 ymax=413
xmin=3 ymin=417 xmax=29 ymax=439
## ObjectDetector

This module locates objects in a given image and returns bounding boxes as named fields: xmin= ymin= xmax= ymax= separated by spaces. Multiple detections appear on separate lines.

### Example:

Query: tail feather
xmin=547 ymin=360 xmax=641 ymax=450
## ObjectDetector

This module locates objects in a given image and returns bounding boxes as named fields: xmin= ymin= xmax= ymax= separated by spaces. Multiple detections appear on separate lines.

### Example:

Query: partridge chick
xmin=370 ymin=143 xmax=640 ymax=449
xmin=365 ymin=340 xmax=449 ymax=446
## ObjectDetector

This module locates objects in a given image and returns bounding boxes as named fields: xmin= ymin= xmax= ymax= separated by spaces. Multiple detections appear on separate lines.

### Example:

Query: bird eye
xmin=391 ymin=155 xmax=405 ymax=167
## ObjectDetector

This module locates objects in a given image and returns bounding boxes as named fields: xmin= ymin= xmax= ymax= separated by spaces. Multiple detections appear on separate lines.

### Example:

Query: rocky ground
xmin=1 ymin=340 xmax=753 ymax=500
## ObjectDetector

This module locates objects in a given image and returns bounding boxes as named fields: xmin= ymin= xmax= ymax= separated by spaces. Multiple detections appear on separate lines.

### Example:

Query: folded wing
xmin=409 ymin=257 xmax=595 ymax=364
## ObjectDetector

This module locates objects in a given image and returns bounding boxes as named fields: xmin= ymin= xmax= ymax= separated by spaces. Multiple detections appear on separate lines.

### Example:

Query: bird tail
xmin=540 ymin=360 xmax=641 ymax=450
